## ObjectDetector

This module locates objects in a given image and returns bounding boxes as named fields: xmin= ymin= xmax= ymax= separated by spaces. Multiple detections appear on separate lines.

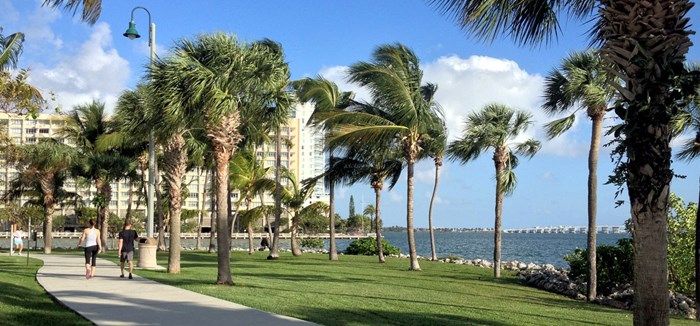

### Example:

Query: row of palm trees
xmin=15 ymin=1 xmax=700 ymax=323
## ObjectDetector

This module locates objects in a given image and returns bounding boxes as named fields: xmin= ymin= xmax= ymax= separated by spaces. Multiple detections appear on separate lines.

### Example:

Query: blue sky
xmin=2 ymin=0 xmax=699 ymax=228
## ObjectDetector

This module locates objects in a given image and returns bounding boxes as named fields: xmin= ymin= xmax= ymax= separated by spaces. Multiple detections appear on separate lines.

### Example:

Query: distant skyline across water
xmin=1 ymin=0 xmax=698 ymax=229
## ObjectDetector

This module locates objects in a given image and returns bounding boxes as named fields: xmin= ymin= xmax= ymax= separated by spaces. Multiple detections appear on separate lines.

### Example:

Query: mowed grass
xmin=110 ymin=251 xmax=695 ymax=326
xmin=0 ymin=253 xmax=91 ymax=326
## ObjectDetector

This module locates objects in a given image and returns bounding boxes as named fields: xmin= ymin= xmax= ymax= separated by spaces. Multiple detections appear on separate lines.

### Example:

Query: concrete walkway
xmin=35 ymin=254 xmax=314 ymax=326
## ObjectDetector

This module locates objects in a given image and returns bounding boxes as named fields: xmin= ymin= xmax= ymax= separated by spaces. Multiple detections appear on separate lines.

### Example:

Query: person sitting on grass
xmin=117 ymin=222 xmax=139 ymax=279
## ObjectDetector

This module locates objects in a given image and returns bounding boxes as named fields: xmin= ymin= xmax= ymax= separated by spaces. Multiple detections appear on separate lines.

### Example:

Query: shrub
xmin=345 ymin=237 xmax=400 ymax=256
xmin=300 ymin=238 xmax=324 ymax=249
xmin=667 ymin=193 xmax=697 ymax=296
xmin=564 ymin=238 xmax=633 ymax=296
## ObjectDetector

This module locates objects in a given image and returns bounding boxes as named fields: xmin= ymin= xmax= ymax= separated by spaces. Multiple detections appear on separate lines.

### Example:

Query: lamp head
xmin=123 ymin=21 xmax=141 ymax=40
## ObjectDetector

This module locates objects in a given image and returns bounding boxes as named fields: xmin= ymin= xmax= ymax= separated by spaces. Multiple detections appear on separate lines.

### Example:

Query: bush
xmin=300 ymin=238 xmax=324 ymax=249
xmin=667 ymin=193 xmax=697 ymax=296
xmin=564 ymin=238 xmax=633 ymax=296
xmin=345 ymin=237 xmax=400 ymax=256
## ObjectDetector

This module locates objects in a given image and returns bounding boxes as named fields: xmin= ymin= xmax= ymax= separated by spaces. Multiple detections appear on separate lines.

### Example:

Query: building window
xmin=189 ymin=192 xmax=199 ymax=199
xmin=39 ymin=128 xmax=50 ymax=134
xmin=9 ymin=119 xmax=21 ymax=125
xmin=26 ymin=137 xmax=36 ymax=143
xmin=25 ymin=128 xmax=36 ymax=133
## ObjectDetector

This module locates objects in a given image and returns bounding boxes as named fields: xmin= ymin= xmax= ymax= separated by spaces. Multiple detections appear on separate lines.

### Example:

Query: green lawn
xmin=0 ymin=254 xmax=91 ymax=326
xmin=111 ymin=251 xmax=695 ymax=326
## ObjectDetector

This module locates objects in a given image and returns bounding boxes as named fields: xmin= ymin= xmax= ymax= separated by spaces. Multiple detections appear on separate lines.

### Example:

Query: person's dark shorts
xmin=84 ymin=245 xmax=98 ymax=266
xmin=120 ymin=251 xmax=134 ymax=262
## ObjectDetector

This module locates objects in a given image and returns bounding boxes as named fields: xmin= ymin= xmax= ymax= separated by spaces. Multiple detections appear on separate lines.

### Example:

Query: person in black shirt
xmin=117 ymin=222 xmax=139 ymax=279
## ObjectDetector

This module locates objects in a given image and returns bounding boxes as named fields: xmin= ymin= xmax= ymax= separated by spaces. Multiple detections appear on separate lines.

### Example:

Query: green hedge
xmin=345 ymin=237 xmax=400 ymax=256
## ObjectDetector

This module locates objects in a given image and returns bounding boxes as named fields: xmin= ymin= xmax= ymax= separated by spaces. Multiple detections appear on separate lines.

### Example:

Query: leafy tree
xmin=667 ymin=193 xmax=697 ymax=296
xmin=448 ymin=104 xmax=540 ymax=277
xmin=543 ymin=50 xmax=617 ymax=300
xmin=0 ymin=70 xmax=44 ymax=116
xmin=281 ymin=171 xmax=318 ymax=256
xmin=429 ymin=0 xmax=696 ymax=322
xmin=299 ymin=202 xmax=329 ymax=234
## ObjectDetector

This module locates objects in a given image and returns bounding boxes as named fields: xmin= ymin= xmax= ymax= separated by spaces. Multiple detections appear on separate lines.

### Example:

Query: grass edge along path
xmin=103 ymin=251 xmax=694 ymax=326
xmin=0 ymin=253 xmax=92 ymax=326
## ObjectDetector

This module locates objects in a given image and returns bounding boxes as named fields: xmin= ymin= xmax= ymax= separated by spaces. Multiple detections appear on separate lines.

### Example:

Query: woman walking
xmin=77 ymin=219 xmax=102 ymax=279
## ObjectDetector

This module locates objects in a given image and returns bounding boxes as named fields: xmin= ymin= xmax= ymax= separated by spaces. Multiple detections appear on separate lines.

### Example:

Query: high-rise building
xmin=294 ymin=102 xmax=329 ymax=206
xmin=0 ymin=106 xmax=326 ymax=231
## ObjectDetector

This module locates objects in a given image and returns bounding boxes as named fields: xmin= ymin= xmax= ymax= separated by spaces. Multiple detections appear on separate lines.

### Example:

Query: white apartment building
xmin=0 ymin=104 xmax=329 ymax=231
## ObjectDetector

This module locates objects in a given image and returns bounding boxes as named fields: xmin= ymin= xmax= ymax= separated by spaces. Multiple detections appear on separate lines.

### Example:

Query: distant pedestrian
xmin=77 ymin=219 xmax=102 ymax=279
xmin=12 ymin=226 xmax=23 ymax=256
xmin=117 ymin=222 xmax=139 ymax=279
xmin=260 ymin=237 xmax=270 ymax=251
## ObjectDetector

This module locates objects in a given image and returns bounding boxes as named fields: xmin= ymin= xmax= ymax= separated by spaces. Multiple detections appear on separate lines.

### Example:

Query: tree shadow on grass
xmin=0 ymin=280 xmax=90 ymax=325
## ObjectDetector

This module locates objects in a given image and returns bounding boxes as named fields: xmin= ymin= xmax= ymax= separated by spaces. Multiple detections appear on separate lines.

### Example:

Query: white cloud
xmin=318 ymin=55 xmax=589 ymax=158
xmin=22 ymin=2 xmax=63 ymax=51
xmin=27 ymin=23 xmax=130 ymax=113
xmin=389 ymin=191 xmax=403 ymax=203
xmin=423 ymin=191 xmax=447 ymax=205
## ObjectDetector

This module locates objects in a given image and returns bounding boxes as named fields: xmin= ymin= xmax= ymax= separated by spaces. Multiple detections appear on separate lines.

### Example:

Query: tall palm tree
xmin=0 ymin=27 xmax=24 ymax=70
xmin=4 ymin=139 xmax=76 ymax=253
xmin=430 ymin=1 xmax=694 ymax=322
xmin=448 ymin=104 xmax=540 ymax=277
xmin=542 ymin=51 xmax=616 ymax=300
xmin=153 ymin=34 xmax=290 ymax=284
xmin=229 ymin=150 xmax=275 ymax=254
xmin=294 ymin=76 xmax=355 ymax=261
xmin=363 ymin=204 xmax=375 ymax=232
xmin=322 ymin=44 xmax=444 ymax=270
xmin=61 ymin=101 xmax=131 ymax=249
xmin=424 ymin=114 xmax=447 ymax=261
xmin=42 ymin=0 xmax=102 ymax=25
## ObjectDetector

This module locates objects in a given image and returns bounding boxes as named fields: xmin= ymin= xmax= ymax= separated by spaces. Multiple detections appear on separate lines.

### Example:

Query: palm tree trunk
xmin=291 ymin=211 xmax=302 ymax=256
xmin=493 ymin=150 xmax=506 ymax=278
xmin=125 ymin=182 xmax=134 ymax=226
xmin=164 ymin=134 xmax=187 ymax=274
xmin=213 ymin=148 xmax=233 ymax=284
xmin=197 ymin=169 xmax=208 ymax=251
xmin=428 ymin=157 xmax=442 ymax=261
xmin=586 ymin=112 xmax=604 ymax=300
xmin=406 ymin=155 xmax=420 ymax=271
xmin=96 ymin=178 xmax=111 ymax=250
xmin=246 ymin=199 xmax=254 ymax=254
xmin=328 ymin=175 xmax=338 ymax=261
xmin=40 ymin=176 xmax=55 ymax=254
xmin=267 ymin=126 xmax=282 ymax=260
xmin=156 ymin=187 xmax=166 ymax=251
xmin=373 ymin=182 xmax=385 ymax=263
xmin=209 ymin=168 xmax=217 ymax=253
xmin=259 ymin=194 xmax=272 ymax=248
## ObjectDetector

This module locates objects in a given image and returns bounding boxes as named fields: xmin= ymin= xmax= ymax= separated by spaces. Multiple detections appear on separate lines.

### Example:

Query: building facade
xmin=0 ymin=104 xmax=328 ymax=231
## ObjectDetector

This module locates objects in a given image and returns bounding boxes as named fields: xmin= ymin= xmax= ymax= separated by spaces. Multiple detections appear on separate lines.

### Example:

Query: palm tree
xmin=294 ymin=76 xmax=355 ymax=261
xmin=152 ymin=34 xmax=290 ymax=284
xmin=321 ymin=44 xmax=444 ymax=270
xmin=424 ymin=114 xmax=447 ymax=261
xmin=363 ymin=204 xmax=375 ymax=232
xmin=42 ymin=0 xmax=101 ymax=25
xmin=4 ymin=139 xmax=76 ymax=253
xmin=448 ymin=104 xmax=540 ymax=277
xmin=675 ymin=102 xmax=699 ymax=319
xmin=61 ymin=101 xmax=131 ymax=249
xmin=430 ymin=1 xmax=694 ymax=322
xmin=0 ymin=27 xmax=24 ymax=70
xmin=280 ymin=170 xmax=318 ymax=256
xmin=229 ymin=150 xmax=275 ymax=254
xmin=542 ymin=51 xmax=616 ymax=300
xmin=331 ymin=147 xmax=403 ymax=263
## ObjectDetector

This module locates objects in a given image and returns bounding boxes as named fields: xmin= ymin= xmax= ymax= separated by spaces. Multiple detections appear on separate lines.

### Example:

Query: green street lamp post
xmin=123 ymin=6 xmax=158 ymax=268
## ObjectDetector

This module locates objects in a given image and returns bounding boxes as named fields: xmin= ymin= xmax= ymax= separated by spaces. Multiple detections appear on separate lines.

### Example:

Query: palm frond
xmin=498 ymin=168 xmax=518 ymax=196
xmin=544 ymin=113 xmax=577 ymax=139
xmin=0 ymin=30 xmax=25 ymax=70
xmin=676 ymin=131 xmax=700 ymax=161
xmin=513 ymin=139 xmax=541 ymax=158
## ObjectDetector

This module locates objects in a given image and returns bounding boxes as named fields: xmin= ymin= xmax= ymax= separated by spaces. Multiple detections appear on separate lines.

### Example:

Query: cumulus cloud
xmin=27 ymin=23 xmax=130 ymax=113
xmin=318 ymin=54 xmax=590 ymax=158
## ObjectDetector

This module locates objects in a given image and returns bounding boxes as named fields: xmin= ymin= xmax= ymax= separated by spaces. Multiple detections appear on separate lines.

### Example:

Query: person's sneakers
xmin=120 ymin=274 xmax=125 ymax=278
xmin=128 ymin=273 xmax=133 ymax=279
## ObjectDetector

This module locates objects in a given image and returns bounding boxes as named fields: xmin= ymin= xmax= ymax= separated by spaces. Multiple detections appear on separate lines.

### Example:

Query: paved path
xmin=35 ymin=254 xmax=314 ymax=326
